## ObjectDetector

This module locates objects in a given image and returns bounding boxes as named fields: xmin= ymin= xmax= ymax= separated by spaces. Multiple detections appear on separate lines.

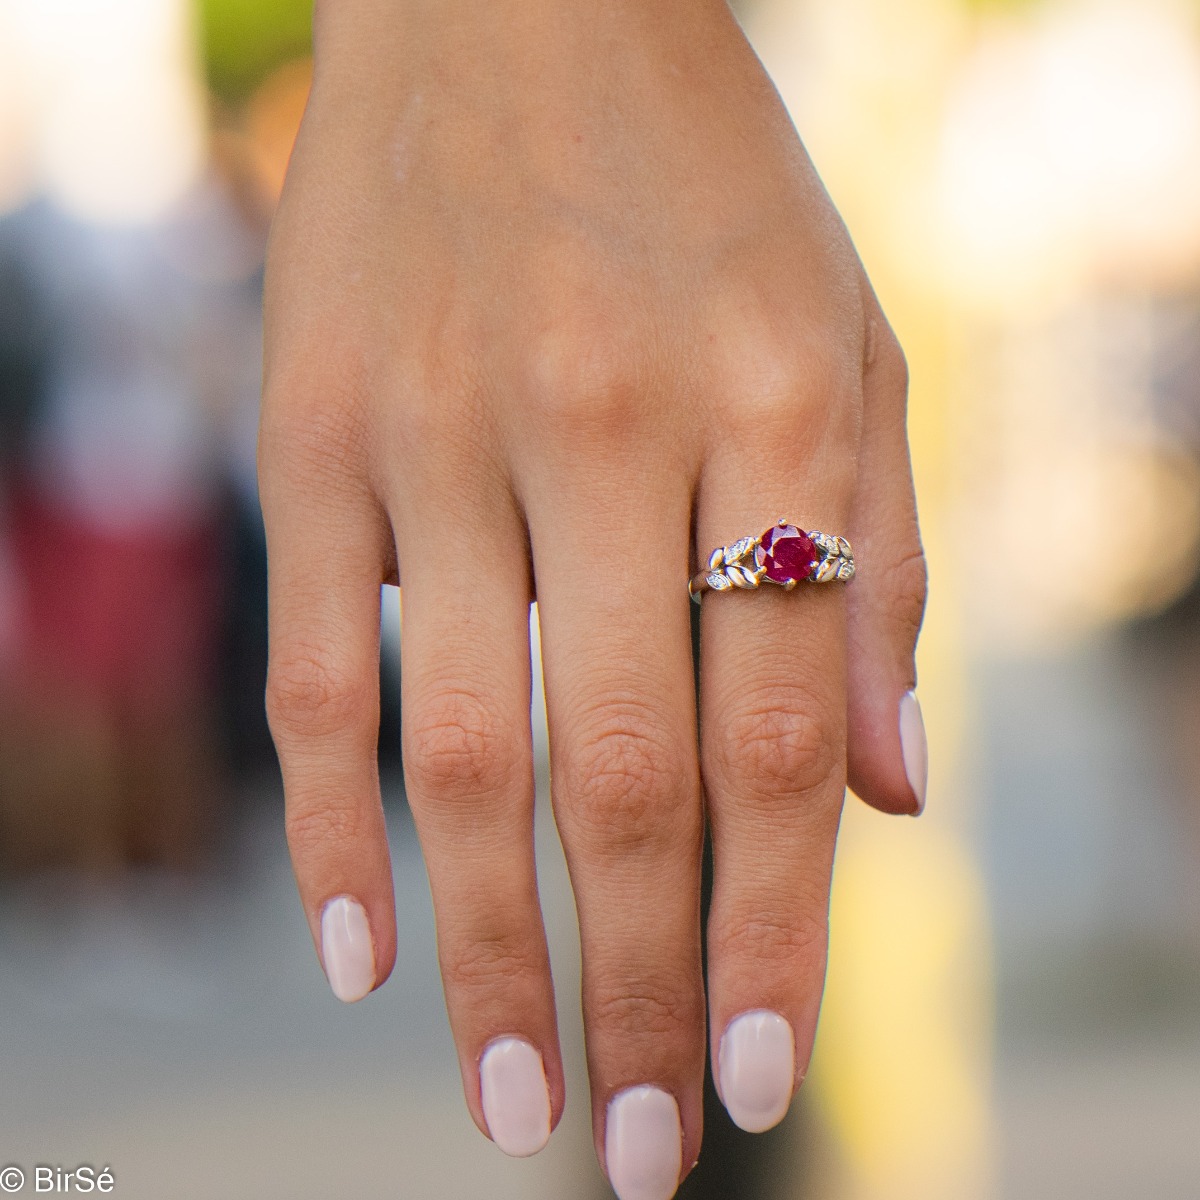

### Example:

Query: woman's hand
xmin=258 ymin=0 xmax=927 ymax=1193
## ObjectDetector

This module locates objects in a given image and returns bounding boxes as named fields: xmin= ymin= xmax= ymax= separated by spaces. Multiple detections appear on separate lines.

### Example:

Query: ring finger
xmin=697 ymin=376 xmax=858 ymax=1135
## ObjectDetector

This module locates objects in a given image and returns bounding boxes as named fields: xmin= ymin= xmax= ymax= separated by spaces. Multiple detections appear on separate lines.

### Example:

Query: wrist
xmin=312 ymin=0 xmax=736 ymax=78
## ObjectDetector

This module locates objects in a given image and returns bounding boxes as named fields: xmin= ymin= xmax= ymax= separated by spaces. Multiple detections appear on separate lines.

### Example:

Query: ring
xmin=689 ymin=519 xmax=855 ymax=602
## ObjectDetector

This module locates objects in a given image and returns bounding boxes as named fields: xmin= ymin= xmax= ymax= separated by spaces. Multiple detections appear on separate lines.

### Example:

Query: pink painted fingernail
xmin=605 ymin=1086 xmax=683 ymax=1200
xmin=718 ymin=1010 xmax=795 ymax=1133
xmin=899 ymin=690 xmax=928 ymax=816
xmin=320 ymin=896 xmax=375 ymax=1002
xmin=480 ymin=1037 xmax=552 ymax=1158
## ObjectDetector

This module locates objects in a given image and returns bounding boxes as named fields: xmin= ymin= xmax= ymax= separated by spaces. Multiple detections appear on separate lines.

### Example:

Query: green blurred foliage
xmin=195 ymin=0 xmax=312 ymax=101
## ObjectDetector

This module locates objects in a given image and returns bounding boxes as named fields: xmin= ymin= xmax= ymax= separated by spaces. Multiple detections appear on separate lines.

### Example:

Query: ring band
xmin=689 ymin=519 xmax=855 ymax=603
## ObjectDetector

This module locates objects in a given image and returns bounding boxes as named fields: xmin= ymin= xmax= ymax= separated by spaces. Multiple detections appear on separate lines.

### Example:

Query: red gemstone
xmin=755 ymin=524 xmax=818 ymax=584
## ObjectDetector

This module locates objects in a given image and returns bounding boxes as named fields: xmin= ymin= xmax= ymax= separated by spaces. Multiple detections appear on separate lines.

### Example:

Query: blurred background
xmin=1 ymin=0 xmax=1199 ymax=1196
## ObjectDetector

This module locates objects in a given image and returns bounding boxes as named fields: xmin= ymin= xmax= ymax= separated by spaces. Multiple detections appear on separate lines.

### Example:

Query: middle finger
xmin=524 ymin=414 xmax=705 ymax=1200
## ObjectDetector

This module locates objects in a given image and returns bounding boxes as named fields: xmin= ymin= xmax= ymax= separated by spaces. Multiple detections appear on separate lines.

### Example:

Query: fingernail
xmin=320 ymin=896 xmax=376 ymax=1002
xmin=605 ymin=1086 xmax=683 ymax=1200
xmin=899 ymin=690 xmax=928 ymax=816
xmin=718 ymin=1010 xmax=795 ymax=1133
xmin=479 ymin=1037 xmax=552 ymax=1158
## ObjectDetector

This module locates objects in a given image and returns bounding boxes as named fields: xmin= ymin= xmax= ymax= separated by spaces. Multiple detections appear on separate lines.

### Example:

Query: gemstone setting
xmin=755 ymin=523 xmax=819 ymax=585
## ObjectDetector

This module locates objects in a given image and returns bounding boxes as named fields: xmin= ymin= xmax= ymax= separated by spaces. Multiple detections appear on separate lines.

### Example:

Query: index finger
xmin=259 ymin=403 xmax=398 ymax=1003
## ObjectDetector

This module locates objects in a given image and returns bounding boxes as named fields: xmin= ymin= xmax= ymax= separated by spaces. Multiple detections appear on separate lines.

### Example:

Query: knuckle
xmin=883 ymin=335 xmax=910 ymax=394
xmin=260 ymin=367 xmax=374 ymax=487
xmin=712 ymin=340 xmax=861 ymax=487
xmin=711 ymin=908 xmax=827 ymax=969
xmin=266 ymin=645 xmax=371 ymax=742
xmin=883 ymin=547 xmax=928 ymax=648
xmin=717 ymin=323 xmax=857 ymax=429
xmin=562 ymin=711 xmax=692 ymax=854
xmin=440 ymin=932 xmax=545 ymax=996
xmin=589 ymin=975 xmax=701 ymax=1041
xmin=404 ymin=687 xmax=522 ymax=804
xmin=389 ymin=349 xmax=494 ymax=454
xmin=714 ymin=692 xmax=841 ymax=803
xmin=525 ymin=320 xmax=643 ymax=437
xmin=285 ymin=801 xmax=366 ymax=859
xmin=869 ymin=319 xmax=910 ymax=397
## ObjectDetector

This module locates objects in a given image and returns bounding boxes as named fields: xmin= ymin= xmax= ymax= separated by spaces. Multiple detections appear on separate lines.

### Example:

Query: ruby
xmin=755 ymin=524 xmax=818 ymax=585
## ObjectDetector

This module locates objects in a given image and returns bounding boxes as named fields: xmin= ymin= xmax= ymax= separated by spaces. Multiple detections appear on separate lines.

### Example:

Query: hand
xmin=258 ymin=0 xmax=927 ymax=1193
